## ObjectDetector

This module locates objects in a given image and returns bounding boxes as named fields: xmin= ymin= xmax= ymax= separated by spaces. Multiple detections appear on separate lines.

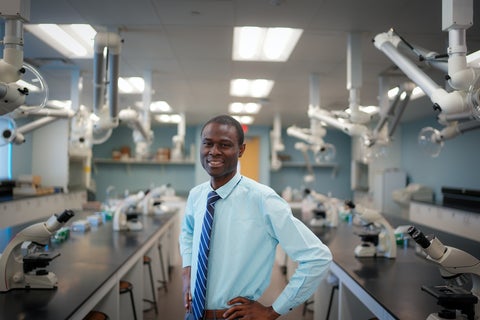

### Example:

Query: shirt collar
xmin=212 ymin=172 xmax=242 ymax=200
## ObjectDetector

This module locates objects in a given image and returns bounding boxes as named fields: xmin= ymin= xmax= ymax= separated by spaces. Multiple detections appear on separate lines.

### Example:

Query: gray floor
xmin=144 ymin=263 xmax=314 ymax=320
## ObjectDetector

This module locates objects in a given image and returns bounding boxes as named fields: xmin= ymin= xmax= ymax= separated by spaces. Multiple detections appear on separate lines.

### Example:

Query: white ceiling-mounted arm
xmin=373 ymin=28 xmax=478 ymax=116
xmin=1 ymin=106 xmax=75 ymax=145
xmin=347 ymin=33 xmax=372 ymax=125
xmin=0 ymin=1 xmax=48 ymax=116
xmin=93 ymin=32 xmax=122 ymax=131
xmin=171 ymin=113 xmax=185 ymax=161
xmin=270 ymin=113 xmax=284 ymax=170
xmin=372 ymin=82 xmax=415 ymax=141
xmin=308 ymin=106 xmax=369 ymax=138
xmin=118 ymin=108 xmax=153 ymax=143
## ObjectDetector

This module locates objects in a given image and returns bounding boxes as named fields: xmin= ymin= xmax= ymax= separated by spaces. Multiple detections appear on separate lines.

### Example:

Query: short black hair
xmin=201 ymin=115 xmax=245 ymax=145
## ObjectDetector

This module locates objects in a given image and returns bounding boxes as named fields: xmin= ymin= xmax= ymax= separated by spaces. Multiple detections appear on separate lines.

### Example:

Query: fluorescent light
xmin=25 ymin=24 xmax=96 ymax=58
xmin=118 ymin=77 xmax=145 ymax=94
xmin=388 ymin=87 xmax=400 ymax=99
xmin=155 ymin=113 xmax=182 ymax=123
xmin=388 ymin=86 xmax=425 ymax=100
xmin=345 ymin=105 xmax=379 ymax=115
xmin=411 ymin=86 xmax=425 ymax=100
xmin=360 ymin=105 xmax=379 ymax=114
xmin=229 ymin=102 xmax=261 ymax=114
xmin=230 ymin=79 xmax=274 ymax=98
xmin=232 ymin=115 xmax=254 ymax=125
xmin=149 ymin=101 xmax=172 ymax=113
xmin=233 ymin=26 xmax=303 ymax=61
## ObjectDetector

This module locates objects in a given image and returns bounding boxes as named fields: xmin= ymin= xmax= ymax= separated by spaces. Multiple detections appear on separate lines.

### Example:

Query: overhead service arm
xmin=373 ymin=0 xmax=480 ymax=156
xmin=93 ymin=32 xmax=122 ymax=132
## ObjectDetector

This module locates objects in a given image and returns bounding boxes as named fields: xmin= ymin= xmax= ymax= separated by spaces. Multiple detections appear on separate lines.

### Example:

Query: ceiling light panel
xmin=232 ymin=115 xmax=254 ymax=125
xmin=230 ymin=79 xmax=274 ymax=98
xmin=229 ymin=102 xmax=261 ymax=114
xmin=118 ymin=77 xmax=145 ymax=94
xmin=25 ymin=24 xmax=96 ymax=58
xmin=233 ymin=26 xmax=303 ymax=62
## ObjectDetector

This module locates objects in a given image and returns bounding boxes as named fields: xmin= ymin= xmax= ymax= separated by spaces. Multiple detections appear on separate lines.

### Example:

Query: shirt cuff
xmin=181 ymin=253 xmax=192 ymax=268
xmin=272 ymin=294 xmax=294 ymax=315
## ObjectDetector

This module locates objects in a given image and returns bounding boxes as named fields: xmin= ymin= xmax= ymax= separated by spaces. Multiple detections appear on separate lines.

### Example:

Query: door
xmin=239 ymin=136 xmax=260 ymax=181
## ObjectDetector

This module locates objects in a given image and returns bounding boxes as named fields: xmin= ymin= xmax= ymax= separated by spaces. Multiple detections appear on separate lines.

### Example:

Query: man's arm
xmin=182 ymin=266 xmax=192 ymax=312
xmin=267 ymin=195 xmax=333 ymax=315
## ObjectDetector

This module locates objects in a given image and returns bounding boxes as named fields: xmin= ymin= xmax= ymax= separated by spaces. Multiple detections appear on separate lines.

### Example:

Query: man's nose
xmin=209 ymin=144 xmax=221 ymax=154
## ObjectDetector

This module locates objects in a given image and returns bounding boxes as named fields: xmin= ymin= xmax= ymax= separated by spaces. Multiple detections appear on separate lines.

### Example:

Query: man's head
xmin=200 ymin=115 xmax=246 ymax=189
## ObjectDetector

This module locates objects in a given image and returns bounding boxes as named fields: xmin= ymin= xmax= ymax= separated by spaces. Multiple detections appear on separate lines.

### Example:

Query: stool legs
xmin=119 ymin=280 xmax=137 ymax=320
xmin=158 ymin=243 xmax=168 ymax=292
xmin=325 ymin=284 xmax=339 ymax=320
xmin=143 ymin=255 xmax=158 ymax=314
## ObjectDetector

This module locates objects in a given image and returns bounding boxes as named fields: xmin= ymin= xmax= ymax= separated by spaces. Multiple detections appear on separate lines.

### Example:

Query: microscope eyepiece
xmin=56 ymin=209 xmax=75 ymax=223
xmin=407 ymin=226 xmax=431 ymax=249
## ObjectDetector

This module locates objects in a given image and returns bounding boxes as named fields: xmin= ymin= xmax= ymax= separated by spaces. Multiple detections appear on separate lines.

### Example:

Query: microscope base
xmin=1 ymin=272 xmax=58 ymax=292
xmin=24 ymin=272 xmax=58 ymax=289
xmin=426 ymin=311 xmax=469 ymax=320
xmin=354 ymin=242 xmax=377 ymax=257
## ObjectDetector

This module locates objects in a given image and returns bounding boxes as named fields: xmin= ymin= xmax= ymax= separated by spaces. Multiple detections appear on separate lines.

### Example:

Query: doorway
xmin=239 ymin=136 xmax=260 ymax=181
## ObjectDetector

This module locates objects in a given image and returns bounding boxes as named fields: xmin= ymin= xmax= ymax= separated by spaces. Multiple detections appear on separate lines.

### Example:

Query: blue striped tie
xmin=192 ymin=190 xmax=221 ymax=320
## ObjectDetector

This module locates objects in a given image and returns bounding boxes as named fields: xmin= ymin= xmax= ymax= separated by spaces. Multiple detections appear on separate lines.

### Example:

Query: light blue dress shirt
xmin=179 ymin=172 xmax=332 ymax=315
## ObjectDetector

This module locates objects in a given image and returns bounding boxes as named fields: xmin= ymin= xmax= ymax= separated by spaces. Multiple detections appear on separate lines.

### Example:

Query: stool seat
xmin=119 ymin=280 xmax=137 ymax=320
xmin=143 ymin=255 xmax=151 ymax=264
xmin=119 ymin=280 xmax=133 ymax=294
xmin=83 ymin=310 xmax=109 ymax=320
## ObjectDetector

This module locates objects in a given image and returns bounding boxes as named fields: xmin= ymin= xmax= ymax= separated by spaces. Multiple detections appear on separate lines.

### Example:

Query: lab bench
xmin=0 ymin=209 xmax=179 ymax=320
xmin=309 ymin=216 xmax=480 ymax=320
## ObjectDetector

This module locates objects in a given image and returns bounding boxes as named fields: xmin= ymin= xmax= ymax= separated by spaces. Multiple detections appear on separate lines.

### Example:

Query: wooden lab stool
xmin=83 ymin=310 xmax=109 ymax=320
xmin=143 ymin=255 xmax=158 ymax=314
xmin=119 ymin=280 xmax=137 ymax=320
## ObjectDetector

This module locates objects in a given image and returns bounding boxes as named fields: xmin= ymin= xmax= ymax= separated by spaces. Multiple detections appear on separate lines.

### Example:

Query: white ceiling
xmin=23 ymin=0 xmax=480 ymax=127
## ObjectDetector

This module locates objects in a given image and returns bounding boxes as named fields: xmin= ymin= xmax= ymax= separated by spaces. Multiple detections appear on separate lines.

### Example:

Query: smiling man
xmin=179 ymin=115 xmax=332 ymax=320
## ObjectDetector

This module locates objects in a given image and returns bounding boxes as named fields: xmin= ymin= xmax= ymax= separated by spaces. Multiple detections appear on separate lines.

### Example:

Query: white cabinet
xmin=373 ymin=169 xmax=406 ymax=216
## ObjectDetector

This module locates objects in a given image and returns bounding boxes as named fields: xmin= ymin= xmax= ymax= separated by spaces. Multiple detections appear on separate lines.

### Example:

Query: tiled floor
xmin=144 ymin=263 xmax=314 ymax=320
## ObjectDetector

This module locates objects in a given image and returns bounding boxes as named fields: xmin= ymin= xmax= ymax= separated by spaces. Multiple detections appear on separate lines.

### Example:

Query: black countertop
xmin=310 ymin=215 xmax=480 ymax=320
xmin=0 ymin=210 xmax=175 ymax=320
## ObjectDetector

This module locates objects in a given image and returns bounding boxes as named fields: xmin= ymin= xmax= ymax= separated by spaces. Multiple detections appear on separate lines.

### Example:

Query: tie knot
xmin=207 ymin=190 xmax=221 ymax=205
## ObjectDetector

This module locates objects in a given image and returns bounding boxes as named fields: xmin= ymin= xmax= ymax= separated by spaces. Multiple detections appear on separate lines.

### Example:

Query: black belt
xmin=203 ymin=309 xmax=228 ymax=319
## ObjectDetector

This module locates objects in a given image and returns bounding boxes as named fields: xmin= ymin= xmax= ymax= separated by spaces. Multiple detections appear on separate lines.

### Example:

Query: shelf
xmin=272 ymin=162 xmax=339 ymax=178
xmin=93 ymin=158 xmax=195 ymax=166
xmin=279 ymin=162 xmax=337 ymax=168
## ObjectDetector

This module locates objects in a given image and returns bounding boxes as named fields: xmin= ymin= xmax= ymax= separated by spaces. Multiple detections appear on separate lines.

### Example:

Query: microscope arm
xmin=408 ymin=226 xmax=480 ymax=303
xmin=0 ymin=210 xmax=74 ymax=291
xmin=355 ymin=205 xmax=397 ymax=258
xmin=113 ymin=191 xmax=145 ymax=230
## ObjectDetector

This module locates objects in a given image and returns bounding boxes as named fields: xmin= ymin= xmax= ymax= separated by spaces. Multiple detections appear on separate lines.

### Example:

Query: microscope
xmin=0 ymin=210 xmax=75 ymax=292
xmin=408 ymin=226 xmax=479 ymax=320
xmin=303 ymin=189 xmax=339 ymax=227
xmin=353 ymin=205 xmax=397 ymax=258
xmin=112 ymin=190 xmax=145 ymax=231
xmin=138 ymin=185 xmax=174 ymax=215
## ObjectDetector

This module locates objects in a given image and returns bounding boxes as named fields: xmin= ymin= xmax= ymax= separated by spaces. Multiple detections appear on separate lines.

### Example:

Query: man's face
xmin=200 ymin=122 xmax=245 ymax=188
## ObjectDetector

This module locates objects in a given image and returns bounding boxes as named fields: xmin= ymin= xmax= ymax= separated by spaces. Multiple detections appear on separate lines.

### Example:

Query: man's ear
xmin=238 ymin=143 xmax=246 ymax=158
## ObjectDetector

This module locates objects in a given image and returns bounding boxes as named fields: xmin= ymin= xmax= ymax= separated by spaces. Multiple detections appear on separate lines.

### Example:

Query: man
xmin=180 ymin=115 xmax=332 ymax=320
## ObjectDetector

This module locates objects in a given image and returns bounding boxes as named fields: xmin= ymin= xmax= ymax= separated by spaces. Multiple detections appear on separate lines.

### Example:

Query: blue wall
xmin=271 ymin=129 xmax=352 ymax=200
xmin=91 ymin=124 xmax=353 ymax=202
xmin=92 ymin=124 xmax=197 ymax=200
xmin=401 ymin=116 xmax=480 ymax=202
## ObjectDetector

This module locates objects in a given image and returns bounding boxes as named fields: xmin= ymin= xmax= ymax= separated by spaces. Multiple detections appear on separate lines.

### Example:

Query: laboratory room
xmin=1 ymin=0 xmax=480 ymax=319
